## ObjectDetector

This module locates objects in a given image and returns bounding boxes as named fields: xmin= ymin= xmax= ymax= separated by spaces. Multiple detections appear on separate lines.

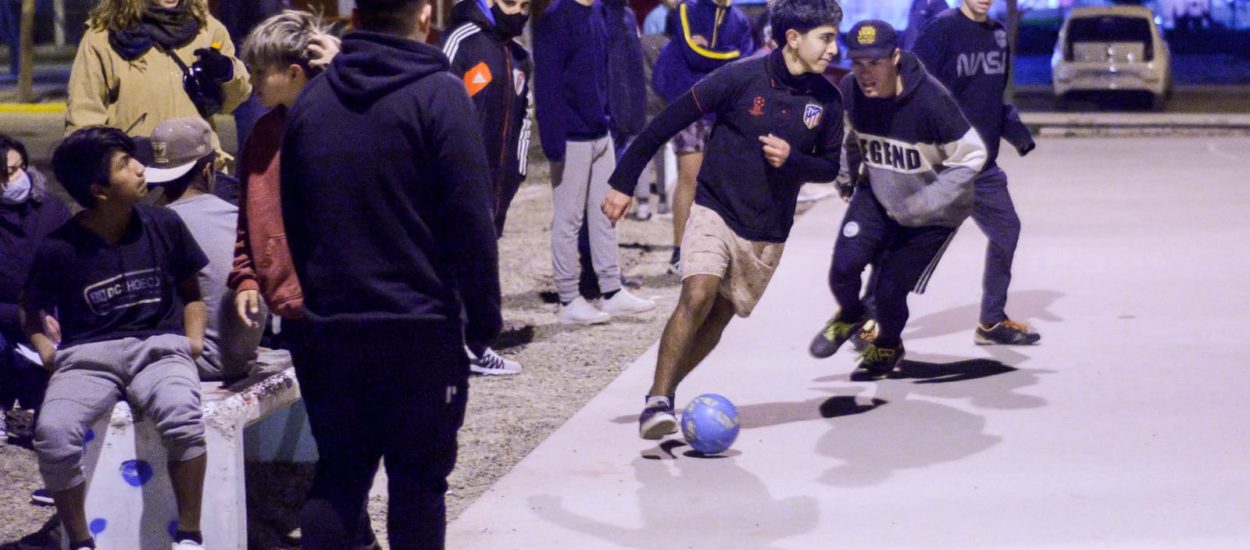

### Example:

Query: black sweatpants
xmin=828 ymin=188 xmax=956 ymax=348
xmin=291 ymin=321 xmax=469 ymax=550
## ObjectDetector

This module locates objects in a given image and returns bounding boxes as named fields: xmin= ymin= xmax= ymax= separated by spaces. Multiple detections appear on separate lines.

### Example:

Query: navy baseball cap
xmin=845 ymin=20 xmax=899 ymax=60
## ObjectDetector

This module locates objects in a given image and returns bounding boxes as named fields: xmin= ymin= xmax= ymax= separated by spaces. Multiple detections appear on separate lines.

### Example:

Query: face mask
xmin=1 ymin=171 xmax=31 ymax=205
xmin=491 ymin=5 xmax=529 ymax=40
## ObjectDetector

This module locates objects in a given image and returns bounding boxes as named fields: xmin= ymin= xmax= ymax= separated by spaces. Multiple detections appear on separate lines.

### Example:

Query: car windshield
xmin=1068 ymin=15 xmax=1152 ymax=43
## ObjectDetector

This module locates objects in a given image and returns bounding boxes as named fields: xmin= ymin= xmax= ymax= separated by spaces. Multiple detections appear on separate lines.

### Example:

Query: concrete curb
xmin=1022 ymin=111 xmax=1250 ymax=129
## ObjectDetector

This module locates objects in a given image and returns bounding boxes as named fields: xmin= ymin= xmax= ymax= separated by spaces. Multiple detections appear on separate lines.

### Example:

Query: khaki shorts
xmin=672 ymin=118 xmax=712 ymax=154
xmin=681 ymin=204 xmax=785 ymax=317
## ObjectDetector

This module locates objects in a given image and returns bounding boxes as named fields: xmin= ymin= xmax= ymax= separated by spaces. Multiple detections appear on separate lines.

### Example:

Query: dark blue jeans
xmin=0 ymin=329 xmax=49 ymax=412
xmin=828 ymin=189 xmax=955 ymax=348
xmin=970 ymin=167 xmax=1021 ymax=325
xmin=291 ymin=321 xmax=468 ymax=550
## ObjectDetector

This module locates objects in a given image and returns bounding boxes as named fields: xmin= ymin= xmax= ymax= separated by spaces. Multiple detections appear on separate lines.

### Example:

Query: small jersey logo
xmin=513 ymin=69 xmax=526 ymax=96
xmin=857 ymin=25 xmax=877 ymax=45
xmin=843 ymin=221 xmax=860 ymax=238
xmin=995 ymin=29 xmax=1008 ymax=49
xmin=748 ymin=96 xmax=765 ymax=116
xmin=803 ymin=104 xmax=823 ymax=129
xmin=464 ymin=62 xmax=493 ymax=97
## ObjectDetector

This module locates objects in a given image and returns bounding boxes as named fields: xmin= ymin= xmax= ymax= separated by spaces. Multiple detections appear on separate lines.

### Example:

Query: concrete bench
xmin=72 ymin=349 xmax=315 ymax=550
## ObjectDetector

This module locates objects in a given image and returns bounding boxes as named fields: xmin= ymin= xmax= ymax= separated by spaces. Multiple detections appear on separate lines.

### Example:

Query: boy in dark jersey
xmin=808 ymin=20 xmax=988 ymax=380
xmin=913 ymin=0 xmax=1040 ymax=345
xmin=604 ymin=0 xmax=844 ymax=440
xmin=22 ymin=127 xmax=211 ymax=550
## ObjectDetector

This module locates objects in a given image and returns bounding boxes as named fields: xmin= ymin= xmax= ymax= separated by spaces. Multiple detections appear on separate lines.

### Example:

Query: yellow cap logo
xmin=857 ymin=26 xmax=877 ymax=45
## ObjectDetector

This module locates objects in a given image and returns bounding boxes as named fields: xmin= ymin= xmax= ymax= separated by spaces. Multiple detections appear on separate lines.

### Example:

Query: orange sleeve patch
xmin=464 ymin=62 xmax=493 ymax=97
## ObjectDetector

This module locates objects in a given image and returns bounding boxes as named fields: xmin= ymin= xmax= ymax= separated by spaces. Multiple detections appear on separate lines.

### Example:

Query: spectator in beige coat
xmin=66 ymin=0 xmax=251 ymax=152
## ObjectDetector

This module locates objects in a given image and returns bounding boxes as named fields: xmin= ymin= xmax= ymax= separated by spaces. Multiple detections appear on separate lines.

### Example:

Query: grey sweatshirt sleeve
xmin=899 ymin=125 xmax=986 ymax=225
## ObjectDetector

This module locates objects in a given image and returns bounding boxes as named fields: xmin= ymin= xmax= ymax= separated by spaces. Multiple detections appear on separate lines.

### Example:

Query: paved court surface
xmin=448 ymin=136 xmax=1250 ymax=549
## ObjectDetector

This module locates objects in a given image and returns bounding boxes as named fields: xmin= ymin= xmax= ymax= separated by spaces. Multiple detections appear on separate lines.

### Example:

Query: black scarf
xmin=109 ymin=4 xmax=202 ymax=61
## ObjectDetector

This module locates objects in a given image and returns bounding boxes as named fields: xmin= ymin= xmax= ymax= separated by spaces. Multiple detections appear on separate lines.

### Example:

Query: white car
xmin=1051 ymin=6 xmax=1173 ymax=109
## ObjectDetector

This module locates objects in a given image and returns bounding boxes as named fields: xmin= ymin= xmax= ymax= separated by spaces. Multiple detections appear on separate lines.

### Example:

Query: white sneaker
xmin=558 ymin=297 xmax=611 ymax=325
xmin=601 ymin=288 xmax=656 ymax=316
xmin=173 ymin=540 xmax=203 ymax=550
xmin=630 ymin=202 xmax=652 ymax=221
xmin=468 ymin=347 xmax=522 ymax=375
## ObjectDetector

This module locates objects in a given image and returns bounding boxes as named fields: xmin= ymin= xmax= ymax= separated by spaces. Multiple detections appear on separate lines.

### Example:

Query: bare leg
xmin=52 ymin=483 xmax=90 ymax=544
xmin=672 ymin=151 xmax=703 ymax=247
xmin=169 ymin=453 xmax=207 ymax=533
xmin=650 ymin=274 xmax=720 ymax=398
xmin=672 ymin=295 xmax=736 ymax=389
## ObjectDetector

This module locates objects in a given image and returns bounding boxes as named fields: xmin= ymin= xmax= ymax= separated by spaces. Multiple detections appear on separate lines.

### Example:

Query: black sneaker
xmin=853 ymin=343 xmax=905 ymax=380
xmin=639 ymin=396 xmax=678 ymax=440
xmin=975 ymin=319 xmax=1041 ymax=346
xmin=809 ymin=313 xmax=867 ymax=358
xmin=30 ymin=488 xmax=53 ymax=506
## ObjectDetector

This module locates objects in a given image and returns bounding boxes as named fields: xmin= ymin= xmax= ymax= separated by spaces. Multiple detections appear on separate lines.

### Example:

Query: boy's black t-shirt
xmin=25 ymin=204 xmax=208 ymax=349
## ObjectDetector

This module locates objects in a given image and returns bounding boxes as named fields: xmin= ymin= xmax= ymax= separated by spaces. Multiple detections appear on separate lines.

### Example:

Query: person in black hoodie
xmin=1 ymin=133 xmax=70 ymax=441
xmin=913 ymin=0 xmax=1041 ymax=345
xmin=440 ymin=0 xmax=531 ymax=377
xmin=280 ymin=0 xmax=502 ymax=547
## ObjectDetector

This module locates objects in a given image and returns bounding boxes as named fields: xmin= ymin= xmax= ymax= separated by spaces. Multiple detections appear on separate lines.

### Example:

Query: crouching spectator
xmin=22 ymin=127 xmax=211 ymax=550
xmin=149 ymin=117 xmax=265 ymax=381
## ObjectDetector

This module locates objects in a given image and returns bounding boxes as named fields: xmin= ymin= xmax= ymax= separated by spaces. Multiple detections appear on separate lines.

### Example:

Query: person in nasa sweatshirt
xmin=808 ymin=19 xmax=986 ymax=380
xmin=913 ymin=0 xmax=1041 ymax=346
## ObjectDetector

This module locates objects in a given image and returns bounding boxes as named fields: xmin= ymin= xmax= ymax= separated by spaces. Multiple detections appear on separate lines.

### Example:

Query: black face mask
xmin=490 ymin=5 xmax=529 ymax=40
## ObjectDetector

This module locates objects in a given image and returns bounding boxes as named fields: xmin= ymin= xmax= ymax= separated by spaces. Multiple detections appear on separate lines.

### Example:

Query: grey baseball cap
xmin=145 ymin=117 xmax=215 ymax=184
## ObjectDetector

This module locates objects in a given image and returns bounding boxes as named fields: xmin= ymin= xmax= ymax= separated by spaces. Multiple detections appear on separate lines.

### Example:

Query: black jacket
xmin=602 ymin=0 xmax=647 ymax=136
xmin=281 ymin=31 xmax=502 ymax=345
xmin=440 ymin=0 xmax=533 ymax=232
xmin=0 ymin=169 xmax=71 ymax=335
xmin=611 ymin=49 xmax=842 ymax=243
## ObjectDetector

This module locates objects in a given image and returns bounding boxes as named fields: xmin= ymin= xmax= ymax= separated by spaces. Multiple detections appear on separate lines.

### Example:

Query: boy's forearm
xmin=18 ymin=296 xmax=57 ymax=368
xmin=28 ymin=333 xmax=58 ymax=369
xmin=183 ymin=301 xmax=207 ymax=356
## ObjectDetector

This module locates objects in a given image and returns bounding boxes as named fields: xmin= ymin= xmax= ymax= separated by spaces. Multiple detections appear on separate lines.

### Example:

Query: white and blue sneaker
xmin=639 ymin=396 xmax=678 ymax=440
xmin=468 ymin=347 xmax=522 ymax=376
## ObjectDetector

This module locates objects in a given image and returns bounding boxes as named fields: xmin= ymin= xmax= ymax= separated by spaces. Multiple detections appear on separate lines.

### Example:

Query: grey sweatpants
xmin=34 ymin=334 xmax=205 ymax=491
xmin=551 ymin=136 xmax=622 ymax=303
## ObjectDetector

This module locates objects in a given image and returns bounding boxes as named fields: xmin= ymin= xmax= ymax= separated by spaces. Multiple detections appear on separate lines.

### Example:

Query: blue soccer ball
xmin=681 ymin=393 xmax=740 ymax=454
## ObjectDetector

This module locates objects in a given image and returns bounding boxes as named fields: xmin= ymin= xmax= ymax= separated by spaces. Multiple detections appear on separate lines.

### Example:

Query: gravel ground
xmin=0 ymin=157 xmax=694 ymax=549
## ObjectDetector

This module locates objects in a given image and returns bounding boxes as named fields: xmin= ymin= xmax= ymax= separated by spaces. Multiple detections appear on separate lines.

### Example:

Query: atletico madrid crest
xmin=803 ymin=104 xmax=823 ymax=130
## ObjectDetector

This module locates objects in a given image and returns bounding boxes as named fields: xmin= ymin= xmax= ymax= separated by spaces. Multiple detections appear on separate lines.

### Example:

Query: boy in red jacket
xmin=229 ymin=11 xmax=337 ymax=327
